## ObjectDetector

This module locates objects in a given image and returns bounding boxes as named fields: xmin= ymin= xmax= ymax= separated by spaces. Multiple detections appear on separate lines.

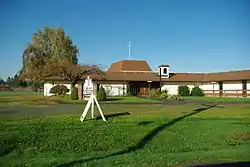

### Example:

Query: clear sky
xmin=1 ymin=0 xmax=250 ymax=79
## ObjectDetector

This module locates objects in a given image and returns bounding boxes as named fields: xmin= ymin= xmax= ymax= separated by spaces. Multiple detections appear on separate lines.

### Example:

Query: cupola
xmin=158 ymin=64 xmax=170 ymax=78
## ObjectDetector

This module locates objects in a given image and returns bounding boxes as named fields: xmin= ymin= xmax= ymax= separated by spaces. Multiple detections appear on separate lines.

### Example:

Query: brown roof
xmin=45 ymin=70 xmax=250 ymax=82
xmin=44 ymin=59 xmax=250 ymax=82
xmin=107 ymin=60 xmax=152 ymax=72
xmin=202 ymin=70 xmax=250 ymax=82
xmin=87 ymin=70 xmax=250 ymax=82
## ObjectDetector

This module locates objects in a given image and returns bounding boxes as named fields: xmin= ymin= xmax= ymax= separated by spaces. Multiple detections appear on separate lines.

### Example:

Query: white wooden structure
xmin=80 ymin=93 xmax=106 ymax=122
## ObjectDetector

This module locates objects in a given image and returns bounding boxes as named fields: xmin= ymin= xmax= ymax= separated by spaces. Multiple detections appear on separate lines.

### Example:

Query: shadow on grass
xmin=0 ymin=146 xmax=16 ymax=157
xmin=188 ymin=161 xmax=250 ymax=167
xmin=0 ymin=136 xmax=17 ymax=157
xmin=138 ymin=121 xmax=154 ymax=126
xmin=57 ymin=104 xmax=220 ymax=167
xmin=95 ymin=112 xmax=130 ymax=120
xmin=0 ymin=97 xmax=72 ymax=105
xmin=105 ymin=97 xmax=124 ymax=101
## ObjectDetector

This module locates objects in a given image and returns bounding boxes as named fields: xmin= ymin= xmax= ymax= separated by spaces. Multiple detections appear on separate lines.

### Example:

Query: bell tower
xmin=158 ymin=65 xmax=170 ymax=78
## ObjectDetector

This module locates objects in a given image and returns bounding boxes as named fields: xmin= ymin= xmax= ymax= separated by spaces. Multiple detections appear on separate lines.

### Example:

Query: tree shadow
xmin=105 ymin=97 xmax=124 ymax=101
xmin=188 ymin=161 xmax=250 ymax=167
xmin=0 ymin=146 xmax=16 ymax=157
xmin=0 ymin=110 xmax=19 ymax=115
xmin=95 ymin=112 xmax=130 ymax=120
xmin=56 ymin=104 xmax=220 ymax=167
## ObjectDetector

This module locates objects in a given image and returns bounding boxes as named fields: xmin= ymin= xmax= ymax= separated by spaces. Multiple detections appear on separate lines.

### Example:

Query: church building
xmin=43 ymin=60 xmax=250 ymax=98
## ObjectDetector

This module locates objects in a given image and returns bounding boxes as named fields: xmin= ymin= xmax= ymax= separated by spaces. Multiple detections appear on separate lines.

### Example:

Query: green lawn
xmin=0 ymin=94 xmax=250 ymax=167
xmin=105 ymin=96 xmax=161 ymax=103
xmin=183 ymin=96 xmax=250 ymax=103
xmin=0 ymin=91 xmax=161 ymax=106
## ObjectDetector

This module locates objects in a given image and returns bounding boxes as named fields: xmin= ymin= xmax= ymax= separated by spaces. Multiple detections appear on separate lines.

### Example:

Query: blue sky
xmin=1 ymin=0 xmax=250 ymax=79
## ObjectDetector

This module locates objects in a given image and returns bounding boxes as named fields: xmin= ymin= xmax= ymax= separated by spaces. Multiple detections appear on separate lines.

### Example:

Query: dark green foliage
xmin=126 ymin=85 xmax=133 ymax=96
xmin=126 ymin=91 xmax=132 ymax=97
xmin=0 ymin=78 xmax=5 ymax=85
xmin=190 ymin=85 xmax=204 ymax=96
xmin=4 ymin=74 xmax=43 ymax=89
xmin=70 ymin=87 xmax=79 ymax=100
xmin=178 ymin=85 xmax=190 ymax=96
xmin=97 ymin=86 xmax=107 ymax=101
xmin=49 ymin=85 xmax=69 ymax=96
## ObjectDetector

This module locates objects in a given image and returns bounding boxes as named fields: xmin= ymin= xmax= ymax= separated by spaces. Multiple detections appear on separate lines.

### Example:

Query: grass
xmin=105 ymin=96 xmax=161 ymax=103
xmin=0 ymin=93 xmax=250 ymax=167
xmin=183 ymin=96 xmax=250 ymax=103
xmin=0 ymin=92 xmax=161 ymax=107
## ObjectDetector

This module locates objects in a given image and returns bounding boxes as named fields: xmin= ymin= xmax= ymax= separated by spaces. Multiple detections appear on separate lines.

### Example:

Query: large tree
xmin=20 ymin=26 xmax=79 ymax=82
xmin=45 ymin=60 xmax=103 ymax=90
xmin=0 ymin=78 xmax=5 ymax=85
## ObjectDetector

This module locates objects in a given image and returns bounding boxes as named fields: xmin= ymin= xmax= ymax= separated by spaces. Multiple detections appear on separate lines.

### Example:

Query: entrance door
xmin=128 ymin=81 xmax=160 ymax=96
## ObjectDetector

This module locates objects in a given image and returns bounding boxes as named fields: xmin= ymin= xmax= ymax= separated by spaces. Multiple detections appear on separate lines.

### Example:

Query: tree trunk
xmin=70 ymin=81 xmax=77 ymax=93
xmin=70 ymin=83 xmax=75 ymax=92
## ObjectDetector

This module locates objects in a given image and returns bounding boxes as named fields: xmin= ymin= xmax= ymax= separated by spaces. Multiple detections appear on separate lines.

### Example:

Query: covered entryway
xmin=128 ymin=81 xmax=160 ymax=96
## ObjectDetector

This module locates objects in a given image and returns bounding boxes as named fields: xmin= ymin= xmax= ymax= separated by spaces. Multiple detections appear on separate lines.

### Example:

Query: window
xmin=163 ymin=68 xmax=167 ymax=74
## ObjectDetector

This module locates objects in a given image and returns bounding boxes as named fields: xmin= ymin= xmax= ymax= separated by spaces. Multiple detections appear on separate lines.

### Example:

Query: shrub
xmin=49 ymin=85 xmax=69 ymax=96
xmin=158 ymin=89 xmax=168 ymax=100
xmin=159 ymin=92 xmax=168 ymax=100
xmin=190 ymin=85 xmax=204 ymax=96
xmin=126 ymin=91 xmax=132 ymax=97
xmin=168 ymin=94 xmax=181 ymax=100
xmin=97 ymin=86 xmax=107 ymax=101
xmin=150 ymin=88 xmax=161 ymax=99
xmin=161 ymin=89 xmax=168 ymax=94
xmin=71 ymin=87 xmax=79 ymax=100
xmin=126 ymin=87 xmax=133 ymax=96
xmin=177 ymin=85 xmax=190 ymax=96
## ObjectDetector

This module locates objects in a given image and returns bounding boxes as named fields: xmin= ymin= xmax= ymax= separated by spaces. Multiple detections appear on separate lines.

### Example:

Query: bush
xmin=150 ymin=89 xmax=169 ymax=100
xmin=126 ymin=91 xmax=132 ymax=97
xmin=49 ymin=85 xmax=69 ymax=96
xmin=177 ymin=85 xmax=190 ymax=96
xmin=126 ymin=87 xmax=133 ymax=96
xmin=159 ymin=92 xmax=168 ymax=100
xmin=190 ymin=85 xmax=204 ymax=96
xmin=159 ymin=89 xmax=169 ymax=100
xmin=71 ymin=87 xmax=79 ymax=100
xmin=97 ymin=86 xmax=107 ymax=101
xmin=150 ymin=88 xmax=161 ymax=99
xmin=168 ymin=94 xmax=181 ymax=100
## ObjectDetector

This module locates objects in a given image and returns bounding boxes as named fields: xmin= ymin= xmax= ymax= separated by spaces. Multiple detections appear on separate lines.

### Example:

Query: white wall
xmin=161 ymin=82 xmax=197 ymax=95
xmin=200 ymin=82 xmax=219 ymax=91
xmin=247 ymin=80 xmax=250 ymax=90
xmin=161 ymin=81 xmax=243 ymax=96
xmin=101 ymin=84 xmax=127 ymax=96
xmin=44 ymin=83 xmax=77 ymax=96
xmin=223 ymin=81 xmax=242 ymax=90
